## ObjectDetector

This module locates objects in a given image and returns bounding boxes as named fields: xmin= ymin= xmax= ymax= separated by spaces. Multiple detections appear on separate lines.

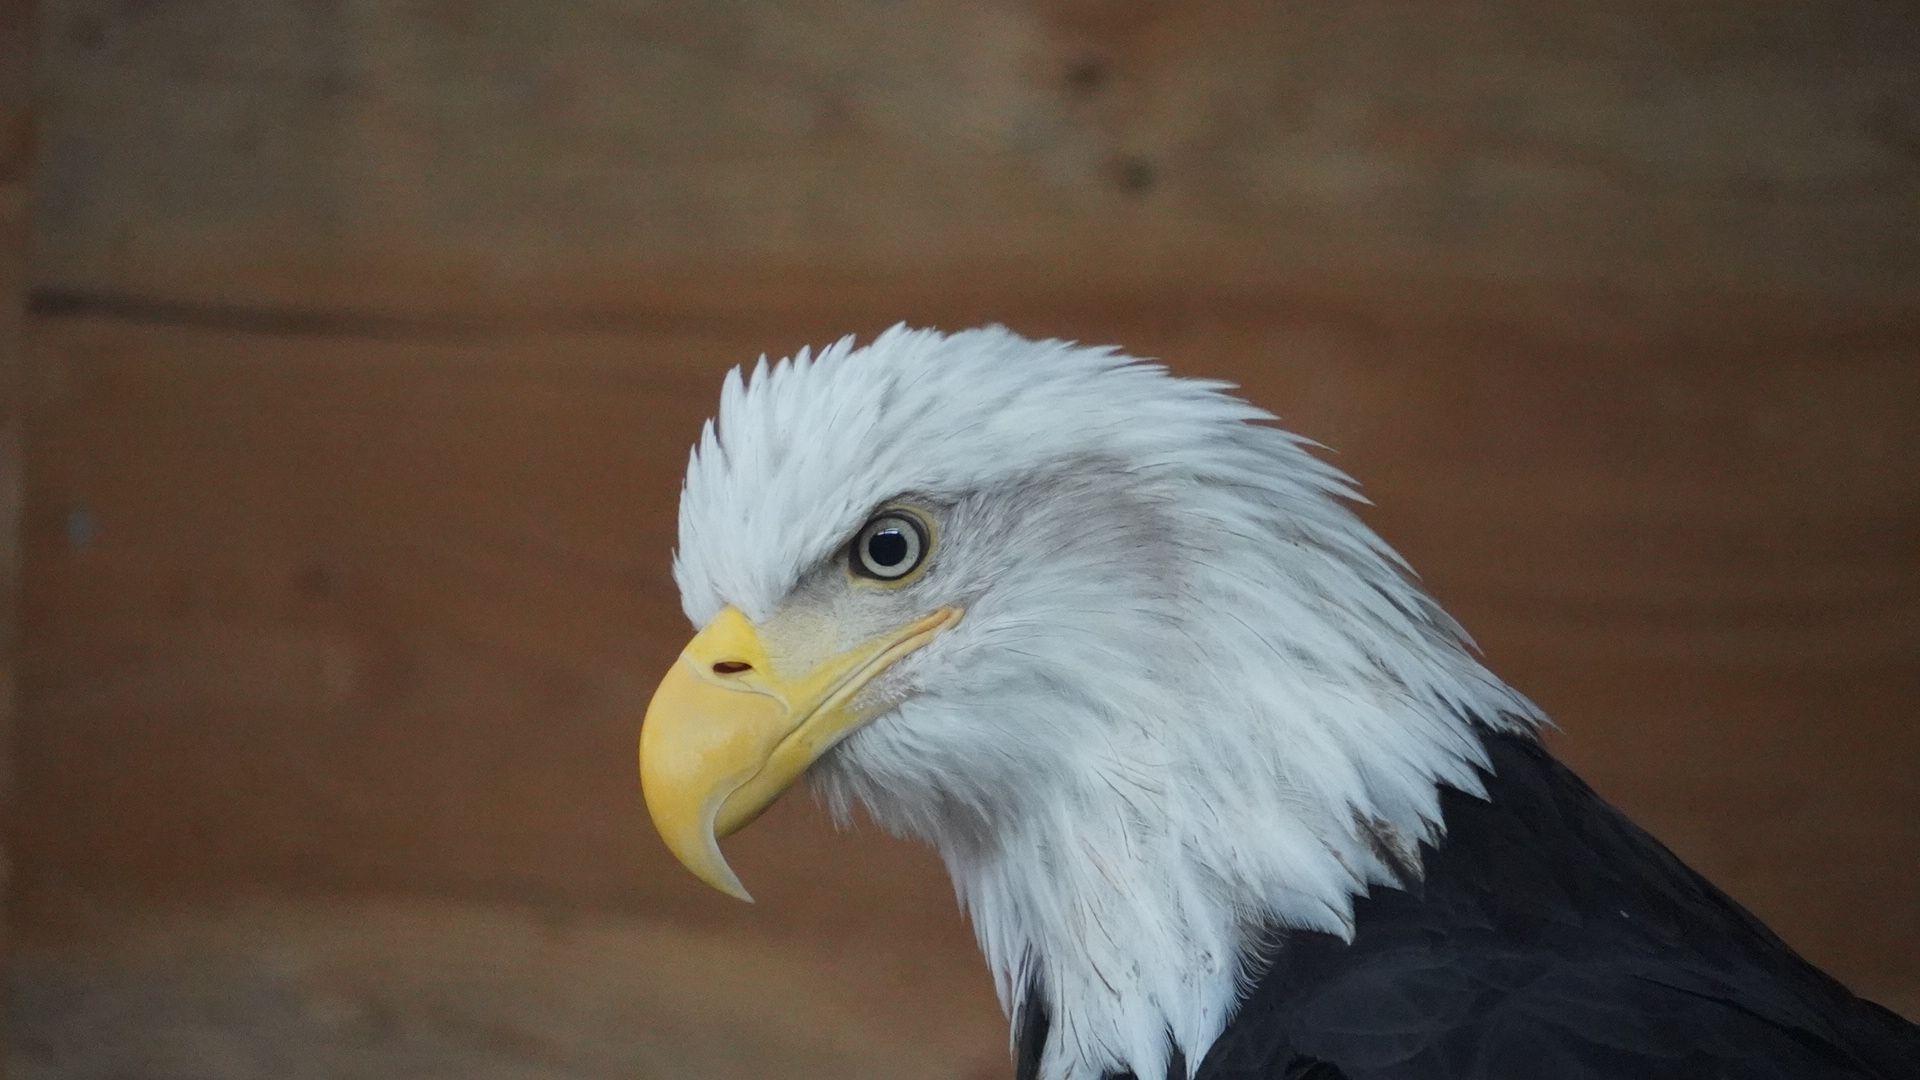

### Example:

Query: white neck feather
xmin=942 ymin=668 xmax=1531 ymax=1079
xmin=873 ymin=443 xmax=1539 ymax=1080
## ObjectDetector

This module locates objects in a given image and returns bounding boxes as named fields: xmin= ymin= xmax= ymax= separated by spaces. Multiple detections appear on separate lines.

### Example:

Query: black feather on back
xmin=1014 ymin=731 xmax=1919 ymax=1080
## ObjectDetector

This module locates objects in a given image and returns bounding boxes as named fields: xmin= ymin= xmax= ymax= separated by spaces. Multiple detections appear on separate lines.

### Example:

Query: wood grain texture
xmin=3 ymin=4 xmax=37 ymax=1073
xmin=9 ymin=896 xmax=1008 ymax=1079
xmin=31 ymin=1 xmax=1920 ymax=315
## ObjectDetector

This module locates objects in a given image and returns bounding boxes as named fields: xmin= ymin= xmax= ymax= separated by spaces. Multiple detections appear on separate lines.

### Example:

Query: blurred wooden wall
xmin=13 ymin=0 xmax=1919 ymax=1058
xmin=2 ymin=3 xmax=36 ymax=1072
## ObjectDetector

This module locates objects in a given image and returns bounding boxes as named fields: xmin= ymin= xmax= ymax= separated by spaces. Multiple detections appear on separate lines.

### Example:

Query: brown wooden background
xmin=8 ymin=3 xmax=1919 ymax=1077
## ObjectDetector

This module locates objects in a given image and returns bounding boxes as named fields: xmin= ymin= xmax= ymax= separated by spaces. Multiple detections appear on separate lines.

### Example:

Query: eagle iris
xmin=851 ymin=513 xmax=926 ymax=580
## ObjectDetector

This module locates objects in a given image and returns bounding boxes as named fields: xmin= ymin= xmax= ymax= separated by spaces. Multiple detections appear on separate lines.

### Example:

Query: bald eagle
xmin=638 ymin=327 xmax=1917 ymax=1080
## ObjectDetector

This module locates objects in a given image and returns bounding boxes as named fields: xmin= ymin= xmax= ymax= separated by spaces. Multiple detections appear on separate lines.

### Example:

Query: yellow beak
xmin=639 ymin=604 xmax=962 ymax=900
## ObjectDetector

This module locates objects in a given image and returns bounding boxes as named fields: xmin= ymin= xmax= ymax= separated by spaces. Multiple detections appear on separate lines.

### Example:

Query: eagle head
xmin=640 ymin=326 xmax=1539 ymax=1078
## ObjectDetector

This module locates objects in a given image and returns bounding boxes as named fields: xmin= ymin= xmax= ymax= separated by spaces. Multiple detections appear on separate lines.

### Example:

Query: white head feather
xmin=673 ymin=325 xmax=1542 ymax=1080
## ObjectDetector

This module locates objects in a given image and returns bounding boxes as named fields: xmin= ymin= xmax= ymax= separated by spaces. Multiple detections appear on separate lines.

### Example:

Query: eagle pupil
xmin=868 ymin=529 xmax=909 ymax=567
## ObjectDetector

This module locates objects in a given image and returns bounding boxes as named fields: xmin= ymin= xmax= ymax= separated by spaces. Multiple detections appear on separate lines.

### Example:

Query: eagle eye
xmin=851 ymin=512 xmax=929 ymax=582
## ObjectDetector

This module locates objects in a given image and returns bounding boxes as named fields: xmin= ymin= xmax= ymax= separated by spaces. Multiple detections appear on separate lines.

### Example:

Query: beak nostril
xmin=711 ymin=660 xmax=752 ymax=675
